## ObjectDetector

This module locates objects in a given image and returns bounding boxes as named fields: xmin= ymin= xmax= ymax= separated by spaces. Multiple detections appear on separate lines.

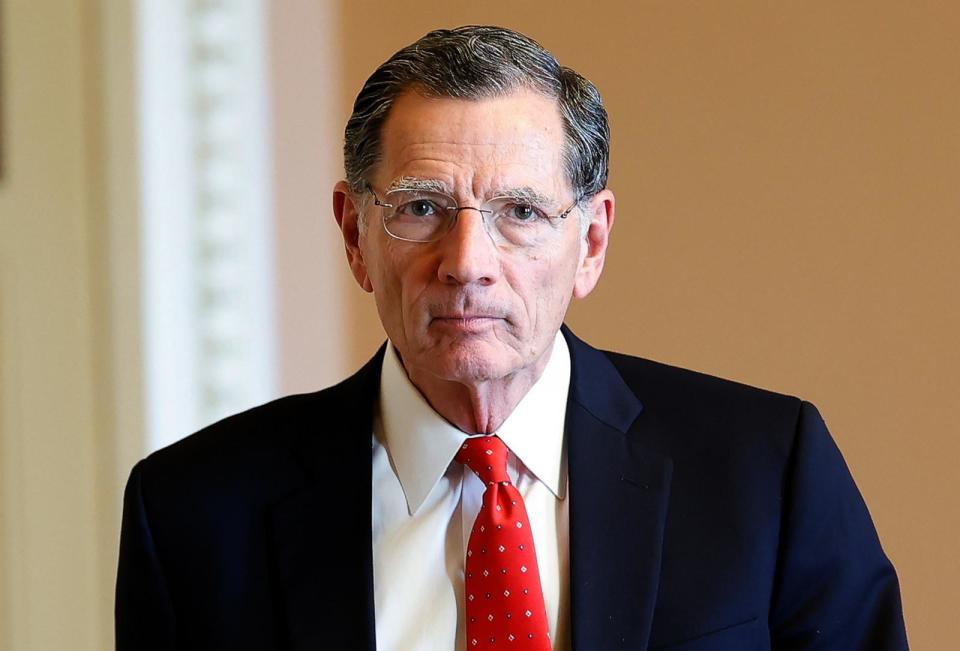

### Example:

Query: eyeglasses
xmin=365 ymin=185 xmax=581 ymax=248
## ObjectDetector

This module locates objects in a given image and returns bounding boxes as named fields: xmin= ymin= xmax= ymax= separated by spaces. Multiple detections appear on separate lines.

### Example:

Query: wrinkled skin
xmin=334 ymin=89 xmax=615 ymax=432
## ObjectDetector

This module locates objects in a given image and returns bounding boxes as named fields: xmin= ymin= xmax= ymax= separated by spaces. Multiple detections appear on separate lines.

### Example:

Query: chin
xmin=425 ymin=340 xmax=520 ymax=385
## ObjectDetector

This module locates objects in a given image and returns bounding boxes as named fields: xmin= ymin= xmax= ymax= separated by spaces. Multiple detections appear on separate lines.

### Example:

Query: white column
xmin=138 ymin=0 xmax=278 ymax=451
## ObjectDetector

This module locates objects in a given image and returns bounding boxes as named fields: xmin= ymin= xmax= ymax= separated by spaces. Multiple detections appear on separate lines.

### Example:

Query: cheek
xmin=516 ymin=249 xmax=579 ymax=330
xmin=374 ymin=251 xmax=435 ymax=328
xmin=544 ymin=244 xmax=582 ymax=311
xmin=361 ymin=243 xmax=404 ymax=320
xmin=363 ymin=238 xmax=406 ymax=291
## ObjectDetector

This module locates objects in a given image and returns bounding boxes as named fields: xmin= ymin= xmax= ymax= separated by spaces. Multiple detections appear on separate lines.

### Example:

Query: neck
xmin=402 ymin=349 xmax=553 ymax=434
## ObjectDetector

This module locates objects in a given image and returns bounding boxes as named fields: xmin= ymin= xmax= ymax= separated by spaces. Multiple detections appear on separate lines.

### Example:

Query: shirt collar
xmin=378 ymin=331 xmax=571 ymax=515
xmin=495 ymin=332 xmax=569 ymax=500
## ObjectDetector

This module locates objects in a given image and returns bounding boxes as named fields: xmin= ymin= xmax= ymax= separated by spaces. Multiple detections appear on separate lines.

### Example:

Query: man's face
xmin=335 ymin=89 xmax=613 ymax=389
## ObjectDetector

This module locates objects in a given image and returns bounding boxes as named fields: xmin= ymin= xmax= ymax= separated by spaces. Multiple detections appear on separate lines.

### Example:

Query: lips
xmin=429 ymin=314 xmax=504 ymax=331
xmin=431 ymin=315 xmax=501 ymax=324
xmin=428 ymin=302 xmax=507 ymax=322
xmin=427 ymin=297 xmax=509 ymax=328
xmin=433 ymin=314 xmax=500 ymax=321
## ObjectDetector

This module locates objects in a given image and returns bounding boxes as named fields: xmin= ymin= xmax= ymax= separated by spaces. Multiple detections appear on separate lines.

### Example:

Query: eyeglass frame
xmin=362 ymin=183 xmax=584 ymax=245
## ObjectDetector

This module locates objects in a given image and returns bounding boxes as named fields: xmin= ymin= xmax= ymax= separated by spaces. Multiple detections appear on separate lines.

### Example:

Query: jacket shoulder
xmin=604 ymin=349 xmax=801 ymax=414
xmin=600 ymin=349 xmax=806 ymax=462
xmin=140 ymin=351 xmax=383 ymax=486
xmin=147 ymin=388 xmax=322 ymax=469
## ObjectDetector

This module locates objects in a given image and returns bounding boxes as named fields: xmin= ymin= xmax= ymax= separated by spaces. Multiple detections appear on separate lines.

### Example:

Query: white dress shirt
xmin=372 ymin=332 xmax=571 ymax=651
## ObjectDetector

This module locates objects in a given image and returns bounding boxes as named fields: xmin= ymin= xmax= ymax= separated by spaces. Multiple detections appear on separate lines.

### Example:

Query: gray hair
xmin=343 ymin=25 xmax=609 ymax=209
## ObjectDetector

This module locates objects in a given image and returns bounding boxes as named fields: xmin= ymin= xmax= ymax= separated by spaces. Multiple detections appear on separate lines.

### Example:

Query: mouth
xmin=430 ymin=315 xmax=503 ymax=331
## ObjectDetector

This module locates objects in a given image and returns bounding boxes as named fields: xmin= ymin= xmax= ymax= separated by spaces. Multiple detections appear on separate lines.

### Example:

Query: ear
xmin=333 ymin=180 xmax=374 ymax=293
xmin=573 ymin=188 xmax=615 ymax=299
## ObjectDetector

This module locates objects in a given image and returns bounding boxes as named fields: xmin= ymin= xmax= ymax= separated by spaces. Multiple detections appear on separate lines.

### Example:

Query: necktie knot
xmin=455 ymin=436 xmax=510 ymax=484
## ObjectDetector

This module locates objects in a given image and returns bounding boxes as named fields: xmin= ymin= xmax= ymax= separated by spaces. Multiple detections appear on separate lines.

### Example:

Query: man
xmin=116 ymin=26 xmax=908 ymax=650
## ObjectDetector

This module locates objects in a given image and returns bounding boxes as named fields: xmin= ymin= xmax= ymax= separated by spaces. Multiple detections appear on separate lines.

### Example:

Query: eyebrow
xmin=488 ymin=186 xmax=555 ymax=207
xmin=386 ymin=177 xmax=452 ymax=194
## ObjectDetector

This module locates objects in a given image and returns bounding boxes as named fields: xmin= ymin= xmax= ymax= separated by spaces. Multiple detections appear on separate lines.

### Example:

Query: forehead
xmin=375 ymin=89 xmax=569 ymax=197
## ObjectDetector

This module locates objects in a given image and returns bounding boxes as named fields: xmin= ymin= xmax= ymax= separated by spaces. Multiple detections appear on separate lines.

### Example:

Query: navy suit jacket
xmin=116 ymin=328 xmax=907 ymax=650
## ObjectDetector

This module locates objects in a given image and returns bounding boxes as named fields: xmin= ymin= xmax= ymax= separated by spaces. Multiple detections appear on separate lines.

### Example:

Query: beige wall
xmin=2 ymin=2 xmax=105 ymax=650
xmin=269 ymin=0 xmax=353 ymax=395
xmin=334 ymin=2 xmax=960 ymax=647
xmin=0 ymin=0 xmax=138 ymax=648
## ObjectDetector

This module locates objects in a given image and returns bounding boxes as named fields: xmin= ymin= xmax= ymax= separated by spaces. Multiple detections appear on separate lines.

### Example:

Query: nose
xmin=436 ymin=208 xmax=500 ymax=286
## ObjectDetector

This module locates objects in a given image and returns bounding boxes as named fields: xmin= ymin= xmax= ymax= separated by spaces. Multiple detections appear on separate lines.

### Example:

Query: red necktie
xmin=456 ymin=436 xmax=551 ymax=650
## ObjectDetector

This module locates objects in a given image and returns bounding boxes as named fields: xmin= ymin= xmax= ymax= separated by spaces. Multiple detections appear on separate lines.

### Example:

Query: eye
xmin=508 ymin=203 xmax=540 ymax=222
xmin=399 ymin=199 xmax=439 ymax=218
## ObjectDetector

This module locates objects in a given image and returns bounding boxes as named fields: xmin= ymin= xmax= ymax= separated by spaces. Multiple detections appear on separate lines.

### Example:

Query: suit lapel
xmin=564 ymin=328 xmax=673 ymax=651
xmin=269 ymin=347 xmax=385 ymax=651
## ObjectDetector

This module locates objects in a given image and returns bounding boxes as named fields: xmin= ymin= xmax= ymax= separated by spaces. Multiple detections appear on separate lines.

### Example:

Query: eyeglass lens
xmin=380 ymin=190 xmax=570 ymax=246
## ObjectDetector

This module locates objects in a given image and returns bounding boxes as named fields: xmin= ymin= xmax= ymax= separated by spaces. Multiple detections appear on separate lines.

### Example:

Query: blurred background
xmin=1 ymin=0 xmax=957 ymax=648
